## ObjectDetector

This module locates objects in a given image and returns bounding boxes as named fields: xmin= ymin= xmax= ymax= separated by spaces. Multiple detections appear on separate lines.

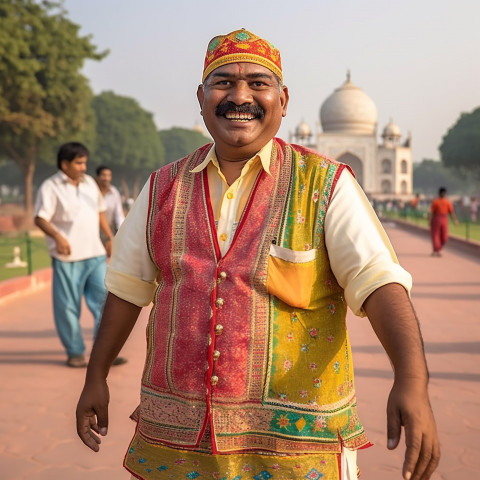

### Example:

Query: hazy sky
xmin=63 ymin=0 xmax=480 ymax=163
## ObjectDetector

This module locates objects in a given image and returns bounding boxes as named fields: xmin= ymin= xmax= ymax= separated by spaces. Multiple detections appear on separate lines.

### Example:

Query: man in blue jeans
xmin=34 ymin=142 xmax=118 ymax=367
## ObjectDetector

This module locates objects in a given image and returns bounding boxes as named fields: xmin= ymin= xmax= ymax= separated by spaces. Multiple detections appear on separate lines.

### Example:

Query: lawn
xmin=382 ymin=211 xmax=480 ymax=243
xmin=0 ymin=233 xmax=51 ymax=282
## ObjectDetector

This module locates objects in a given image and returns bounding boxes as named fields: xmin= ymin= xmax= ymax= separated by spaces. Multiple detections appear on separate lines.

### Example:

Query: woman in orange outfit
xmin=430 ymin=187 xmax=458 ymax=256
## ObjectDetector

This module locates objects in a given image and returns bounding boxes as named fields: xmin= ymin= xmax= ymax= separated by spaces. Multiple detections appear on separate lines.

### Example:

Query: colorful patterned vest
xmin=138 ymin=138 xmax=369 ymax=455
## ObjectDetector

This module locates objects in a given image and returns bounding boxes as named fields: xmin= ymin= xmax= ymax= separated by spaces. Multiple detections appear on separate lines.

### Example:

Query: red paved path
xmin=0 ymin=224 xmax=479 ymax=479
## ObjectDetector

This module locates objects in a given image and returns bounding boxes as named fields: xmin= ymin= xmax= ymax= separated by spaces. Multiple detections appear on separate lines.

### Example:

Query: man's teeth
xmin=225 ymin=112 xmax=255 ymax=121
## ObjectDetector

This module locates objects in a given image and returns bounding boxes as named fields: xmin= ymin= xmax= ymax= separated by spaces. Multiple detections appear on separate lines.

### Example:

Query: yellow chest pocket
xmin=266 ymin=244 xmax=316 ymax=309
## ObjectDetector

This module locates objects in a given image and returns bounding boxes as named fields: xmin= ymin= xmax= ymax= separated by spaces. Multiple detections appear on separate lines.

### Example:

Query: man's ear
xmin=280 ymin=85 xmax=289 ymax=117
xmin=197 ymin=84 xmax=204 ymax=114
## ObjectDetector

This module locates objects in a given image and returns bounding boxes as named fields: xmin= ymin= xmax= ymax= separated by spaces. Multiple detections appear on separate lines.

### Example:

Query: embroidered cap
xmin=202 ymin=28 xmax=283 ymax=83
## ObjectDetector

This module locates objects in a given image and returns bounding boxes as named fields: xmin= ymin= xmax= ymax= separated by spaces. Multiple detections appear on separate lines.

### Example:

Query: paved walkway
xmin=0 ymin=225 xmax=479 ymax=479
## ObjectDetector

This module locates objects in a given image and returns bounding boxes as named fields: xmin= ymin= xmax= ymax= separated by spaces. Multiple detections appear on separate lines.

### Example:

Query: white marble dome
xmin=295 ymin=120 xmax=312 ymax=138
xmin=320 ymin=73 xmax=378 ymax=135
xmin=382 ymin=119 xmax=401 ymax=138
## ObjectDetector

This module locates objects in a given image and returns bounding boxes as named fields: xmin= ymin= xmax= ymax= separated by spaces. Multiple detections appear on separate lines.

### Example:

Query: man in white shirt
xmin=95 ymin=166 xmax=125 ymax=242
xmin=34 ymin=142 xmax=113 ymax=368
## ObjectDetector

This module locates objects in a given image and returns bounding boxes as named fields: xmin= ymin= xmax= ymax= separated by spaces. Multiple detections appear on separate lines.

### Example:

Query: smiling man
xmin=76 ymin=30 xmax=439 ymax=480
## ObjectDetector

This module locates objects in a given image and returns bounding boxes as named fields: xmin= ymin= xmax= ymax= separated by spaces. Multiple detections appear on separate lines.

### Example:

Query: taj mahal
xmin=289 ymin=72 xmax=413 ymax=199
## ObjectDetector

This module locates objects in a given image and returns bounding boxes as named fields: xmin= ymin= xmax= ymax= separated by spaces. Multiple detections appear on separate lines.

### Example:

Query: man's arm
xmin=363 ymin=283 xmax=440 ymax=480
xmin=99 ymin=211 xmax=114 ymax=257
xmin=76 ymin=293 xmax=141 ymax=452
xmin=34 ymin=216 xmax=71 ymax=255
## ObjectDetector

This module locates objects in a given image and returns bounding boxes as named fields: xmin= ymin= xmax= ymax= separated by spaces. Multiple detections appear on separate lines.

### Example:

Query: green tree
xmin=91 ymin=91 xmax=165 ymax=198
xmin=0 ymin=158 xmax=56 ymax=193
xmin=413 ymin=159 xmax=477 ymax=196
xmin=0 ymin=0 xmax=106 ymax=223
xmin=440 ymin=107 xmax=480 ymax=176
xmin=159 ymin=127 xmax=211 ymax=164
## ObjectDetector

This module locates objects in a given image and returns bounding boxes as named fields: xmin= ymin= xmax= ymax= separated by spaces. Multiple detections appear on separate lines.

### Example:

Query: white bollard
xmin=5 ymin=245 xmax=28 ymax=268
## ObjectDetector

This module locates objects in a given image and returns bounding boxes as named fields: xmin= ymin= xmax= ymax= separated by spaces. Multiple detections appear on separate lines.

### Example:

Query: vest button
xmin=219 ymin=271 xmax=227 ymax=280
xmin=214 ymin=324 xmax=224 ymax=335
xmin=215 ymin=298 xmax=224 ymax=308
xmin=210 ymin=375 xmax=219 ymax=386
xmin=212 ymin=350 xmax=221 ymax=361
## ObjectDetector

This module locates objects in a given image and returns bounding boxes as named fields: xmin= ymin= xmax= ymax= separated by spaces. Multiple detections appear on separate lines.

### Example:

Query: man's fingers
xmin=386 ymin=405 xmax=402 ymax=450
xmin=410 ymin=435 xmax=441 ymax=480
xmin=407 ymin=439 xmax=430 ymax=480
xmin=84 ymin=429 xmax=101 ymax=452
xmin=95 ymin=404 xmax=109 ymax=433
xmin=77 ymin=412 xmax=102 ymax=452
xmin=76 ymin=380 xmax=110 ymax=452
xmin=402 ymin=425 xmax=423 ymax=480
xmin=386 ymin=382 xmax=439 ymax=479
xmin=421 ymin=439 xmax=441 ymax=479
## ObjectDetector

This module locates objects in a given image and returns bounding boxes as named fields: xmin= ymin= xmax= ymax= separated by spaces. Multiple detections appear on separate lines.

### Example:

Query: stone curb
xmin=0 ymin=267 xmax=52 ymax=305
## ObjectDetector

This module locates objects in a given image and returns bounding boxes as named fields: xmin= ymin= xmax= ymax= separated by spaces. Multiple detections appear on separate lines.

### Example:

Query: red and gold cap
xmin=202 ymin=29 xmax=282 ymax=83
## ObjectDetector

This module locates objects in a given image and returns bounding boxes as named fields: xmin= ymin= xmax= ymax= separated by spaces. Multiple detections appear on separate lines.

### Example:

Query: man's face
xmin=61 ymin=155 xmax=87 ymax=182
xmin=197 ymin=62 xmax=289 ymax=160
xmin=97 ymin=169 xmax=112 ymax=188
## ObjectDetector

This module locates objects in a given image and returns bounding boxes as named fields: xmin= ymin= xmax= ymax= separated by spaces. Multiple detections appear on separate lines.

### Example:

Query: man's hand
xmin=386 ymin=378 xmax=440 ymax=480
xmin=104 ymin=238 xmax=113 ymax=257
xmin=34 ymin=216 xmax=71 ymax=255
xmin=363 ymin=283 xmax=440 ymax=479
xmin=99 ymin=212 xmax=114 ymax=257
xmin=76 ymin=379 xmax=110 ymax=452
xmin=75 ymin=294 xmax=141 ymax=452
xmin=54 ymin=234 xmax=71 ymax=256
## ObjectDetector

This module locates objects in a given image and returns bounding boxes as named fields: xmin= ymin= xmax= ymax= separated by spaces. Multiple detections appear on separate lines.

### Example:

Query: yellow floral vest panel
xmin=140 ymin=138 xmax=369 ymax=456
xmin=263 ymin=141 xmax=367 ymax=453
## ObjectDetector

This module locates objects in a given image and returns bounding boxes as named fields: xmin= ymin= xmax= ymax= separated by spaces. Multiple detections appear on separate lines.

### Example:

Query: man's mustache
xmin=215 ymin=102 xmax=265 ymax=119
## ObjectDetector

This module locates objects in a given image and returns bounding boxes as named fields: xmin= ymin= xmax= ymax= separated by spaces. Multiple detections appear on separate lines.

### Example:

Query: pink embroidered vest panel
xmin=139 ymin=138 xmax=370 ymax=455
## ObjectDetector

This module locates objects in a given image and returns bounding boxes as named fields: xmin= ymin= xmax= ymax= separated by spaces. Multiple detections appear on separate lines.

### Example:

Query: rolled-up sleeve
xmin=34 ymin=180 xmax=56 ymax=221
xmin=325 ymin=170 xmax=412 ymax=317
xmin=105 ymin=180 xmax=159 ymax=307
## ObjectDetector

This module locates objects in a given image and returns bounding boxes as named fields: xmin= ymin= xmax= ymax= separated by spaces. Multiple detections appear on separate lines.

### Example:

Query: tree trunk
xmin=23 ymin=159 xmax=36 ymax=229
xmin=4 ymin=143 xmax=36 ymax=230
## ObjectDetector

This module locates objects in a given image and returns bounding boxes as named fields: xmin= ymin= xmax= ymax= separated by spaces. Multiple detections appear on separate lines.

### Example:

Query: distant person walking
xmin=95 ymin=166 xmax=125 ymax=244
xmin=410 ymin=193 xmax=420 ymax=212
xmin=34 ymin=142 xmax=114 ymax=368
xmin=429 ymin=187 xmax=458 ymax=256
